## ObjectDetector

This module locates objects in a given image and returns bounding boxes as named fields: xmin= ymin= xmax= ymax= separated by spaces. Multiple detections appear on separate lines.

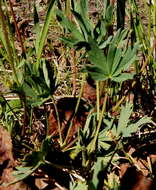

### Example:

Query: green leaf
xmin=0 ymin=29 xmax=8 ymax=53
xmin=56 ymin=9 xmax=84 ymax=41
xmin=105 ymin=4 xmax=113 ymax=23
xmin=22 ymin=82 xmax=38 ymax=100
xmin=24 ymin=151 xmax=45 ymax=167
xmin=87 ymin=38 xmax=108 ymax=74
xmin=85 ymin=34 xmax=138 ymax=82
xmin=113 ymin=44 xmax=138 ymax=76
xmin=85 ymin=66 xmax=108 ymax=81
xmin=71 ymin=0 xmax=92 ymax=40
xmin=107 ymin=44 xmax=117 ymax=74
xmin=80 ymin=0 xmax=88 ymax=19
xmin=111 ymin=29 xmax=128 ymax=46
xmin=36 ymin=0 xmax=56 ymax=71
xmin=4 ymin=163 xmax=40 ymax=187
xmin=34 ymin=4 xmax=41 ymax=54
xmin=95 ymin=20 xmax=107 ymax=44
xmin=99 ymin=35 xmax=112 ymax=49
xmin=133 ymin=116 xmax=154 ymax=128
xmin=71 ymin=10 xmax=90 ymax=40
xmin=90 ymin=156 xmax=114 ymax=189
xmin=125 ymin=116 xmax=154 ymax=138
xmin=43 ymin=60 xmax=50 ymax=88
xmin=117 ymin=102 xmax=133 ymax=136
xmin=111 ymin=47 xmax=122 ymax=75
xmin=80 ymin=0 xmax=92 ymax=32
xmin=41 ymin=136 xmax=53 ymax=155
xmin=91 ymin=158 xmax=103 ymax=189
xmin=112 ymin=73 xmax=134 ymax=82
xmin=59 ymin=37 xmax=79 ymax=47
xmin=70 ymin=181 xmax=88 ymax=190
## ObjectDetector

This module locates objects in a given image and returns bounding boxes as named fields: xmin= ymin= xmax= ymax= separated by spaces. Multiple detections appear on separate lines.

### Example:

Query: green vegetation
xmin=0 ymin=0 xmax=156 ymax=189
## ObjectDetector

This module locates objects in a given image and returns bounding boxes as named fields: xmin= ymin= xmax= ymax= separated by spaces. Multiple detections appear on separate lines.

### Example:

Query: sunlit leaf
xmin=36 ymin=0 xmax=56 ymax=71
xmin=117 ymin=102 xmax=133 ymax=136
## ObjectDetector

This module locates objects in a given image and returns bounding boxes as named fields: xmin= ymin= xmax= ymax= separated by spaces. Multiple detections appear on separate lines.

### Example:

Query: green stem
xmin=4 ymin=0 xmax=19 ymax=63
xmin=111 ymin=95 xmax=126 ymax=112
xmin=89 ymin=90 xmax=108 ymax=153
xmin=0 ymin=0 xmax=19 ymax=85
xmin=96 ymin=81 xmax=100 ymax=121
xmin=63 ymin=73 xmax=86 ymax=145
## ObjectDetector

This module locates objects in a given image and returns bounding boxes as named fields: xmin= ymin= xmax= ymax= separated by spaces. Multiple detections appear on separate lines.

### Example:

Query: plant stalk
xmin=96 ymin=81 xmax=100 ymax=121
xmin=0 ymin=0 xmax=19 ymax=85
xmin=63 ymin=73 xmax=86 ymax=146
xmin=89 ymin=89 xmax=108 ymax=153
xmin=8 ymin=0 xmax=25 ymax=57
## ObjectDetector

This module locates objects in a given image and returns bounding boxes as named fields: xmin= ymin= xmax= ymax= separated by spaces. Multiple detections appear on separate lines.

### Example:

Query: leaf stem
xmin=63 ymin=73 xmax=86 ymax=145
xmin=96 ymin=81 xmax=100 ymax=121
xmin=89 ymin=89 xmax=108 ymax=153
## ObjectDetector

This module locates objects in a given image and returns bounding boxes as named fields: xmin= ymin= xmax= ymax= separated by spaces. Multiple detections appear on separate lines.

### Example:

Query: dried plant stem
xmin=8 ymin=0 xmax=25 ymax=57
xmin=51 ymin=95 xmax=63 ymax=146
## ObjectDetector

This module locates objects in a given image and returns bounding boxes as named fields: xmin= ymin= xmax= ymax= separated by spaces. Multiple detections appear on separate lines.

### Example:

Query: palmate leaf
xmin=56 ymin=0 xmax=115 ymax=53
xmin=85 ymin=66 xmax=108 ymax=81
xmin=85 ymin=30 xmax=138 ymax=82
xmin=112 ymin=44 xmax=139 ymax=76
xmin=117 ymin=102 xmax=133 ymax=136
xmin=113 ymin=73 xmax=134 ymax=82
xmin=126 ymin=116 xmax=155 ymax=138
xmin=107 ymin=43 xmax=117 ymax=73
xmin=111 ymin=47 xmax=122 ymax=72
xmin=71 ymin=10 xmax=91 ymax=41
xmin=87 ymin=38 xmax=109 ymax=75
xmin=90 ymin=155 xmax=116 ymax=190
xmin=59 ymin=37 xmax=79 ymax=48
xmin=79 ymin=0 xmax=89 ymax=20
xmin=56 ymin=9 xmax=84 ymax=41
xmin=71 ymin=0 xmax=92 ymax=39
xmin=115 ymin=102 xmax=154 ymax=138
xmin=111 ymin=29 xmax=128 ymax=46
xmin=98 ymin=34 xmax=112 ymax=49
xmin=5 ymin=137 xmax=53 ymax=187
xmin=3 ymin=164 xmax=41 ymax=187
xmin=21 ymin=66 xmax=57 ymax=107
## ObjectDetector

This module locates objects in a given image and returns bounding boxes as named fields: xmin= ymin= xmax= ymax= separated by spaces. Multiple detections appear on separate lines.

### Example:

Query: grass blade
xmin=35 ymin=0 xmax=56 ymax=72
